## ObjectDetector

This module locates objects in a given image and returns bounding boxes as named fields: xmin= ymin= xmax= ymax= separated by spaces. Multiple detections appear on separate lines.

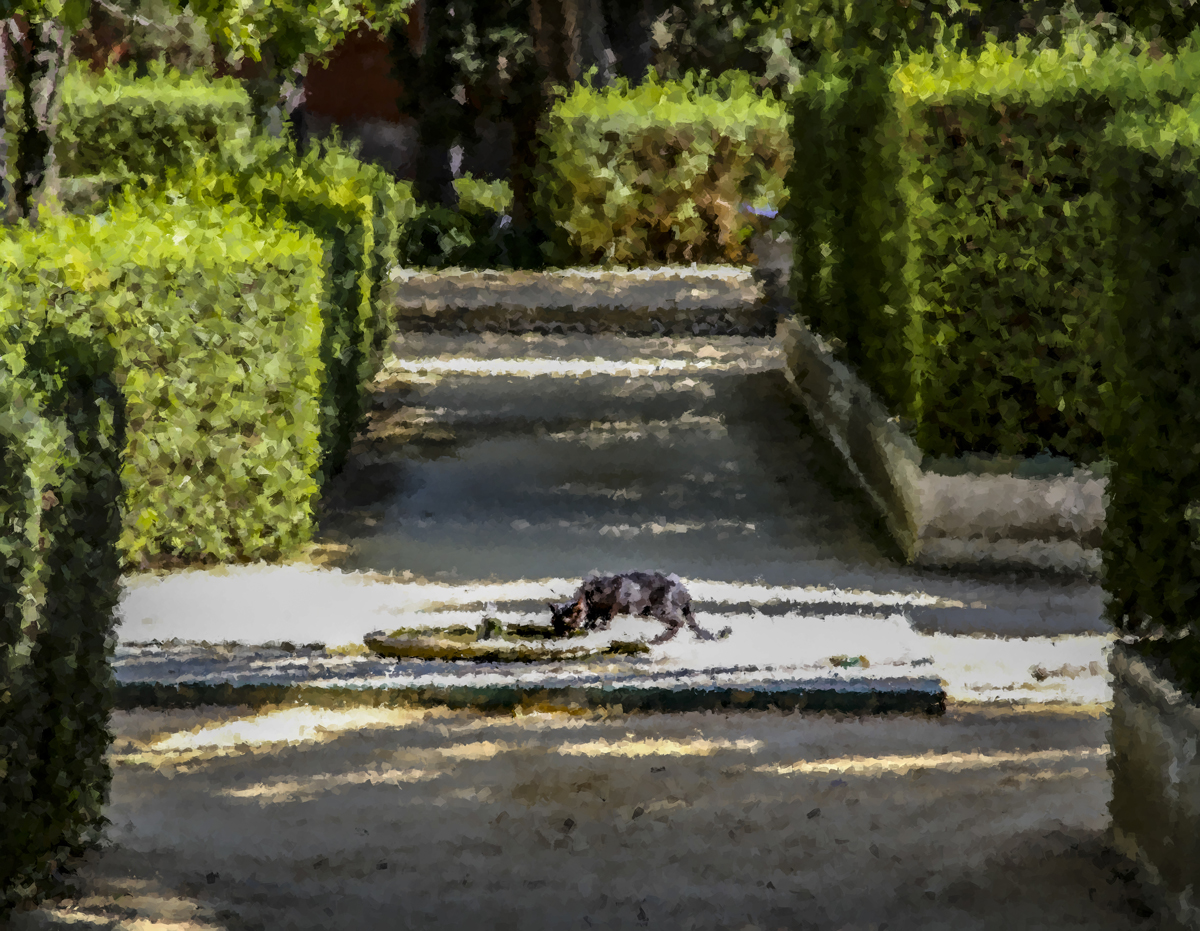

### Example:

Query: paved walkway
xmin=116 ymin=332 xmax=1113 ymax=703
xmin=17 ymin=330 xmax=1155 ymax=929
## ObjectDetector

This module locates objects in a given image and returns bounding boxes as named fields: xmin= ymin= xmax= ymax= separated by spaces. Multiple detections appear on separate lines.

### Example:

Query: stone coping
xmin=110 ymin=608 xmax=946 ymax=714
xmin=1110 ymin=640 xmax=1200 ymax=731
xmin=777 ymin=316 xmax=1106 ymax=575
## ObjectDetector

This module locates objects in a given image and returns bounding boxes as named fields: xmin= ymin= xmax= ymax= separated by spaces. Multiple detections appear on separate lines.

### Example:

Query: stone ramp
xmin=114 ymin=567 xmax=1113 ymax=710
xmin=115 ymin=572 xmax=947 ymax=714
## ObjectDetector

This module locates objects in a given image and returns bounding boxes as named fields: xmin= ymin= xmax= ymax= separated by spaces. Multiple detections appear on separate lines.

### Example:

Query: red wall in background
xmin=303 ymin=27 xmax=403 ymax=124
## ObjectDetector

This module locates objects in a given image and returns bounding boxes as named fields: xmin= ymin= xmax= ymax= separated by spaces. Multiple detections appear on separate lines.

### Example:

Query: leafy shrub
xmin=56 ymin=60 xmax=253 ymax=182
xmin=454 ymin=175 xmax=513 ymax=215
xmin=1100 ymin=101 xmax=1200 ymax=648
xmin=0 ymin=312 xmax=126 ymax=915
xmin=1 ymin=197 xmax=326 ymax=568
xmin=154 ymin=132 xmax=416 ymax=480
xmin=538 ymin=71 xmax=791 ymax=266
xmin=399 ymin=202 xmax=514 ymax=268
xmin=787 ymin=33 xmax=1200 ymax=463
xmin=0 ymin=191 xmax=326 ymax=911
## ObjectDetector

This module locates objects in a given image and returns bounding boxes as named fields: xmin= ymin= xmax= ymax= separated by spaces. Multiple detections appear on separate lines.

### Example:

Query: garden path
xmin=315 ymin=330 xmax=1108 ymax=642
xmin=26 ymin=327 xmax=1155 ymax=931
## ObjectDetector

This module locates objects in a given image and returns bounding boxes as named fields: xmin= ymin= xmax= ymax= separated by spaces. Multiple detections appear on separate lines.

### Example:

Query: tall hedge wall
xmin=0 ymin=199 xmax=326 ymax=569
xmin=786 ymin=35 xmax=1200 ymax=463
xmin=0 ymin=322 xmax=125 ymax=913
xmin=155 ymin=135 xmax=415 ymax=482
xmin=1100 ymin=103 xmax=1200 ymax=644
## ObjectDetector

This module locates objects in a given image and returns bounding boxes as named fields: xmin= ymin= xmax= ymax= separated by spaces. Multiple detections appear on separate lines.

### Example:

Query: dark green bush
xmin=2 ymin=197 xmax=326 ymax=569
xmin=0 ymin=195 xmax=319 ymax=907
xmin=1100 ymin=101 xmax=1200 ymax=650
xmin=0 ymin=322 xmax=125 ymax=915
xmin=787 ymin=33 xmax=1200 ymax=463
xmin=399 ymin=202 xmax=514 ymax=268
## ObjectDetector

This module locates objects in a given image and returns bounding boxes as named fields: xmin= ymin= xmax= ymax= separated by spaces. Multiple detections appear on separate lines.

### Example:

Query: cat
xmin=548 ymin=571 xmax=731 ymax=644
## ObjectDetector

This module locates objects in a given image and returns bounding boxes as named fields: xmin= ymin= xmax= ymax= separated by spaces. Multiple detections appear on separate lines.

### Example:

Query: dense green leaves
xmin=540 ymin=72 xmax=791 ymax=265
xmin=788 ymin=32 xmax=1200 ymax=463
xmin=1100 ymin=109 xmax=1200 ymax=647
xmin=55 ymin=60 xmax=252 ymax=181
xmin=2 ymin=197 xmax=327 ymax=567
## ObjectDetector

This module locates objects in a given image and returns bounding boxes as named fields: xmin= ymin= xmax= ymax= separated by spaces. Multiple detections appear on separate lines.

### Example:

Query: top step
xmin=388 ymin=266 xmax=778 ymax=336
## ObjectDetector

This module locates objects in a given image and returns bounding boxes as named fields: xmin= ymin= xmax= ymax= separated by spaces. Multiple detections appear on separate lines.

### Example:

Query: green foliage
xmin=186 ymin=0 xmax=411 ymax=74
xmin=400 ymin=203 xmax=510 ymax=268
xmin=787 ymin=34 xmax=1200 ymax=463
xmin=539 ymin=71 xmax=792 ymax=266
xmin=454 ymin=175 xmax=513 ymax=216
xmin=1113 ymin=0 xmax=1200 ymax=49
xmin=0 ymin=318 xmax=124 ymax=915
xmin=1099 ymin=102 xmax=1200 ymax=646
xmin=400 ymin=177 xmax=515 ymax=268
xmin=0 ymin=191 xmax=320 ymax=910
xmin=1 ymin=197 xmax=327 ymax=568
xmin=55 ymin=60 xmax=253 ymax=181
xmin=153 ymin=131 xmax=415 ymax=481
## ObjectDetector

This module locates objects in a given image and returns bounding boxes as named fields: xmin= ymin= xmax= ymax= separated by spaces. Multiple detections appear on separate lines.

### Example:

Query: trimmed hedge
xmin=1100 ymin=102 xmax=1200 ymax=647
xmin=0 ymin=198 xmax=322 ymax=907
xmin=0 ymin=321 xmax=125 ymax=914
xmin=57 ymin=61 xmax=253 ymax=182
xmin=2 ymin=198 xmax=326 ymax=569
xmin=786 ymin=35 xmax=1200 ymax=463
xmin=154 ymin=135 xmax=415 ymax=481
xmin=538 ymin=72 xmax=792 ymax=266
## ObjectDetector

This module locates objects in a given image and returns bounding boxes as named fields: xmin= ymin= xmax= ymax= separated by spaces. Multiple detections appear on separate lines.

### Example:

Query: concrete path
xmin=114 ymin=331 xmax=1114 ymax=705
xmin=16 ymin=329 xmax=1152 ymax=930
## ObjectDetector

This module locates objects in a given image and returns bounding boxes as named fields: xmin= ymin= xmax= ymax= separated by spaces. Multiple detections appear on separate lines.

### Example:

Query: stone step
xmin=389 ymin=267 xmax=778 ymax=336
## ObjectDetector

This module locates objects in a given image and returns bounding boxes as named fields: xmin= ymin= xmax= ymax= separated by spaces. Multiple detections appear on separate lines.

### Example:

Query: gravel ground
xmin=13 ymin=332 xmax=1150 ymax=930
xmin=12 ymin=702 xmax=1165 ymax=931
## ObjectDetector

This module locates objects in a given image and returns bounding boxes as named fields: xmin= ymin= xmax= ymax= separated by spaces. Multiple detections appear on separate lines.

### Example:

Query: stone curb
xmin=114 ymin=680 xmax=947 ymax=716
xmin=776 ymin=316 xmax=1105 ymax=575
xmin=1108 ymin=642 xmax=1200 ymax=930
xmin=388 ymin=266 xmax=777 ymax=336
xmin=110 ymin=640 xmax=946 ymax=715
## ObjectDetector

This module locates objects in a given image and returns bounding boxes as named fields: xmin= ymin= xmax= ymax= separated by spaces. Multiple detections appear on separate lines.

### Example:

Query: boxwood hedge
xmin=148 ymin=134 xmax=414 ymax=484
xmin=787 ymin=34 xmax=1200 ymax=463
xmin=0 ymin=197 xmax=324 ymax=910
xmin=2 ymin=197 xmax=326 ymax=569
xmin=1100 ymin=101 xmax=1200 ymax=647
xmin=538 ymin=71 xmax=792 ymax=266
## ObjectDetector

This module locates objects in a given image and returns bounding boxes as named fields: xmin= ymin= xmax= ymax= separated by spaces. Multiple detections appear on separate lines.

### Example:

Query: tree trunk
xmin=6 ymin=16 xmax=71 ymax=224
xmin=506 ymin=0 xmax=576 ymax=255
xmin=0 ymin=20 xmax=14 ymax=223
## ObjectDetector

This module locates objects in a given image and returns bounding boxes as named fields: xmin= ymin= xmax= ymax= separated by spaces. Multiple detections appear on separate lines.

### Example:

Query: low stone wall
xmin=1109 ymin=642 xmax=1200 ymax=930
xmin=389 ymin=266 xmax=776 ymax=336
xmin=777 ymin=315 xmax=1106 ymax=574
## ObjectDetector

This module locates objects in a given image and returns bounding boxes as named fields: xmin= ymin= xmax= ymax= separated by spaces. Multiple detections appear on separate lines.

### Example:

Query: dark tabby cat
xmin=548 ymin=571 xmax=731 ymax=644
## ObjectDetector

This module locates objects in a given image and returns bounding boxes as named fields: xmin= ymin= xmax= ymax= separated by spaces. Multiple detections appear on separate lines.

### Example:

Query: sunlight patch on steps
xmin=557 ymin=737 xmax=765 ymax=758
xmin=378 ymin=355 xmax=781 ymax=379
xmin=755 ymin=745 xmax=1107 ymax=778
